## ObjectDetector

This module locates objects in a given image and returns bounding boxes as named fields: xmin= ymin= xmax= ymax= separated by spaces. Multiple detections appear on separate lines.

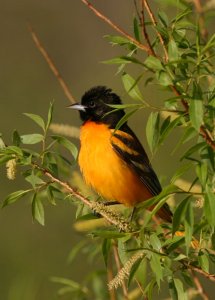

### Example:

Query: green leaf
xmin=2 ymin=189 xmax=31 ymax=208
xmin=172 ymin=196 xmax=190 ymax=235
xmin=102 ymin=239 xmax=111 ymax=267
xmin=21 ymin=134 xmax=44 ymax=145
xmin=12 ymin=130 xmax=21 ymax=146
xmin=133 ymin=16 xmax=140 ymax=41
xmin=146 ymin=112 xmax=160 ymax=153
xmin=168 ymin=39 xmax=179 ymax=62
xmin=0 ymin=135 xmax=6 ymax=149
xmin=46 ymin=101 xmax=54 ymax=130
xmin=168 ymin=277 xmax=178 ymax=300
xmin=128 ymin=254 xmax=144 ymax=287
xmin=32 ymin=193 xmax=45 ymax=226
xmin=122 ymin=73 xmax=144 ymax=101
xmin=198 ymin=250 xmax=209 ymax=273
xmin=158 ymin=11 xmax=169 ymax=27
xmin=51 ymin=135 xmax=78 ymax=160
xmin=91 ymin=229 xmax=128 ymax=239
xmin=150 ymin=253 xmax=163 ymax=288
xmin=104 ymin=35 xmax=131 ymax=46
xmin=46 ymin=185 xmax=61 ymax=205
xmin=196 ymin=162 xmax=207 ymax=187
xmin=184 ymin=201 xmax=194 ymax=252
xmin=204 ymin=185 xmax=215 ymax=226
xmin=189 ymin=99 xmax=203 ymax=131
xmin=174 ymin=278 xmax=186 ymax=300
xmin=114 ymin=109 xmax=138 ymax=131
xmin=5 ymin=145 xmax=23 ymax=156
xmin=145 ymin=56 xmax=163 ymax=71
xmin=157 ymin=71 xmax=172 ymax=86
xmin=23 ymin=113 xmax=45 ymax=131
xmin=25 ymin=171 xmax=45 ymax=188
xmin=189 ymin=83 xmax=204 ymax=131
xmin=181 ymin=142 xmax=206 ymax=160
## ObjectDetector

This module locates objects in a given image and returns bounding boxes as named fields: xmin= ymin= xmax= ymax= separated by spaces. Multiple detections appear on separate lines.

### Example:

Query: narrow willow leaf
xmin=133 ymin=16 xmax=140 ymax=41
xmin=2 ymin=189 xmax=31 ymax=208
xmin=174 ymin=278 xmax=187 ymax=300
xmin=32 ymin=193 xmax=45 ymax=226
xmin=189 ymin=99 xmax=203 ymax=130
xmin=146 ymin=112 xmax=160 ymax=153
xmin=195 ymin=162 xmax=207 ymax=187
xmin=23 ymin=113 xmax=45 ymax=131
xmin=168 ymin=39 xmax=179 ymax=62
xmin=114 ymin=109 xmax=138 ymax=131
xmin=91 ymin=229 xmax=128 ymax=239
xmin=150 ymin=253 xmax=163 ymax=288
xmin=46 ymin=101 xmax=54 ymax=130
xmin=158 ymin=11 xmax=169 ymax=27
xmin=12 ymin=130 xmax=21 ymax=146
xmin=25 ymin=171 xmax=45 ymax=188
xmin=122 ymin=73 xmax=144 ymax=101
xmin=184 ymin=202 xmax=194 ymax=252
xmin=104 ymin=35 xmax=131 ymax=46
xmin=168 ymin=277 xmax=178 ymax=300
xmin=189 ymin=83 xmax=204 ymax=131
xmin=204 ymin=185 xmax=215 ymax=226
xmin=198 ymin=250 xmax=209 ymax=273
xmin=128 ymin=255 xmax=143 ymax=287
xmin=102 ymin=239 xmax=111 ymax=267
xmin=157 ymin=71 xmax=172 ymax=86
xmin=172 ymin=196 xmax=190 ymax=235
xmin=21 ymin=134 xmax=44 ymax=145
xmin=145 ymin=56 xmax=163 ymax=71
xmin=181 ymin=142 xmax=206 ymax=160
xmin=51 ymin=135 xmax=78 ymax=160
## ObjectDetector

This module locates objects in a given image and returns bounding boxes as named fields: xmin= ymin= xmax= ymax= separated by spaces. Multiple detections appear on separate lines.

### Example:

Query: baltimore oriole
xmin=69 ymin=86 xmax=172 ymax=222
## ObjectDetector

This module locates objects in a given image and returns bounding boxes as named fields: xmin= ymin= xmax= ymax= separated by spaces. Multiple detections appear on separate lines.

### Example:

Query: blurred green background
xmin=0 ymin=1 xmax=214 ymax=299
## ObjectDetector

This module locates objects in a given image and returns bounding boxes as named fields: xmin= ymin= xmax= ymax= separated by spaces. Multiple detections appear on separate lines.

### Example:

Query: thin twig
xmin=140 ymin=0 xmax=156 ymax=56
xmin=192 ymin=0 xmax=208 ymax=40
xmin=182 ymin=261 xmax=215 ymax=283
xmin=33 ymin=163 xmax=132 ymax=232
xmin=81 ymin=0 xmax=151 ymax=54
xmin=113 ymin=242 xmax=129 ymax=299
xmin=191 ymin=270 xmax=209 ymax=300
xmin=143 ymin=0 xmax=168 ymax=61
xmin=28 ymin=24 xmax=76 ymax=104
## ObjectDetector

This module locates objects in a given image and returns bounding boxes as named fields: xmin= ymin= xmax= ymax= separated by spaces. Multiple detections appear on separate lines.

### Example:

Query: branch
xmin=140 ymin=0 xmax=156 ymax=56
xmin=191 ymin=270 xmax=209 ymax=300
xmin=80 ymin=0 xmax=151 ymax=54
xmin=143 ymin=0 xmax=168 ymax=61
xmin=28 ymin=25 xmax=76 ymax=104
xmin=182 ymin=261 xmax=215 ymax=283
xmin=33 ymin=163 xmax=132 ymax=232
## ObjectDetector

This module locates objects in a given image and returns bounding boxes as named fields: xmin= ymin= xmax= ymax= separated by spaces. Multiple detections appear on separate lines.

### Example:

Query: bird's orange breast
xmin=78 ymin=121 xmax=152 ymax=206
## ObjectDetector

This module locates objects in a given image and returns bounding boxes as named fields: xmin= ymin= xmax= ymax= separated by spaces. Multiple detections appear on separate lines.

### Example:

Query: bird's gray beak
xmin=67 ymin=103 xmax=86 ymax=112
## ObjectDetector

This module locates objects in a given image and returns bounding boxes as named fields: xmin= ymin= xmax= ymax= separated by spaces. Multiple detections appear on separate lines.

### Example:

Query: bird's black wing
xmin=111 ymin=124 xmax=162 ymax=196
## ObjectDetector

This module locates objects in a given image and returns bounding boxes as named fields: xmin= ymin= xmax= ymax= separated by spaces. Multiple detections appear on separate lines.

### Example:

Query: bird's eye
xmin=88 ymin=100 xmax=95 ymax=108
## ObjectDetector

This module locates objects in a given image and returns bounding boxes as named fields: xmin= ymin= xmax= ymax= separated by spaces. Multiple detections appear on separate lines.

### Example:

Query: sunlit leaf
xmin=21 ymin=134 xmax=44 ymax=145
xmin=2 ymin=189 xmax=31 ymax=208
xmin=32 ymin=193 xmax=45 ymax=226
xmin=23 ymin=113 xmax=45 ymax=131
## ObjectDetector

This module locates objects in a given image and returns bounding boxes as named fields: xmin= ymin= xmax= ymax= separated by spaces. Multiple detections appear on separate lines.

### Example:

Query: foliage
xmin=1 ymin=0 xmax=215 ymax=299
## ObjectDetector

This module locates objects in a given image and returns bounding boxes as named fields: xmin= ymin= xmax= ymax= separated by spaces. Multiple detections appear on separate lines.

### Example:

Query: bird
xmin=69 ymin=86 xmax=172 ymax=222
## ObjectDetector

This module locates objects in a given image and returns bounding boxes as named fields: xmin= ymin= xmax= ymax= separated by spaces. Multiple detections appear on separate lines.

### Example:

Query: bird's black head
xmin=69 ymin=86 xmax=125 ymax=128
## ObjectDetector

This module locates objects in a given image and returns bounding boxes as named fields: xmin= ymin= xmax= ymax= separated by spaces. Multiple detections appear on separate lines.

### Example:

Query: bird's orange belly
xmin=78 ymin=122 xmax=152 ymax=206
